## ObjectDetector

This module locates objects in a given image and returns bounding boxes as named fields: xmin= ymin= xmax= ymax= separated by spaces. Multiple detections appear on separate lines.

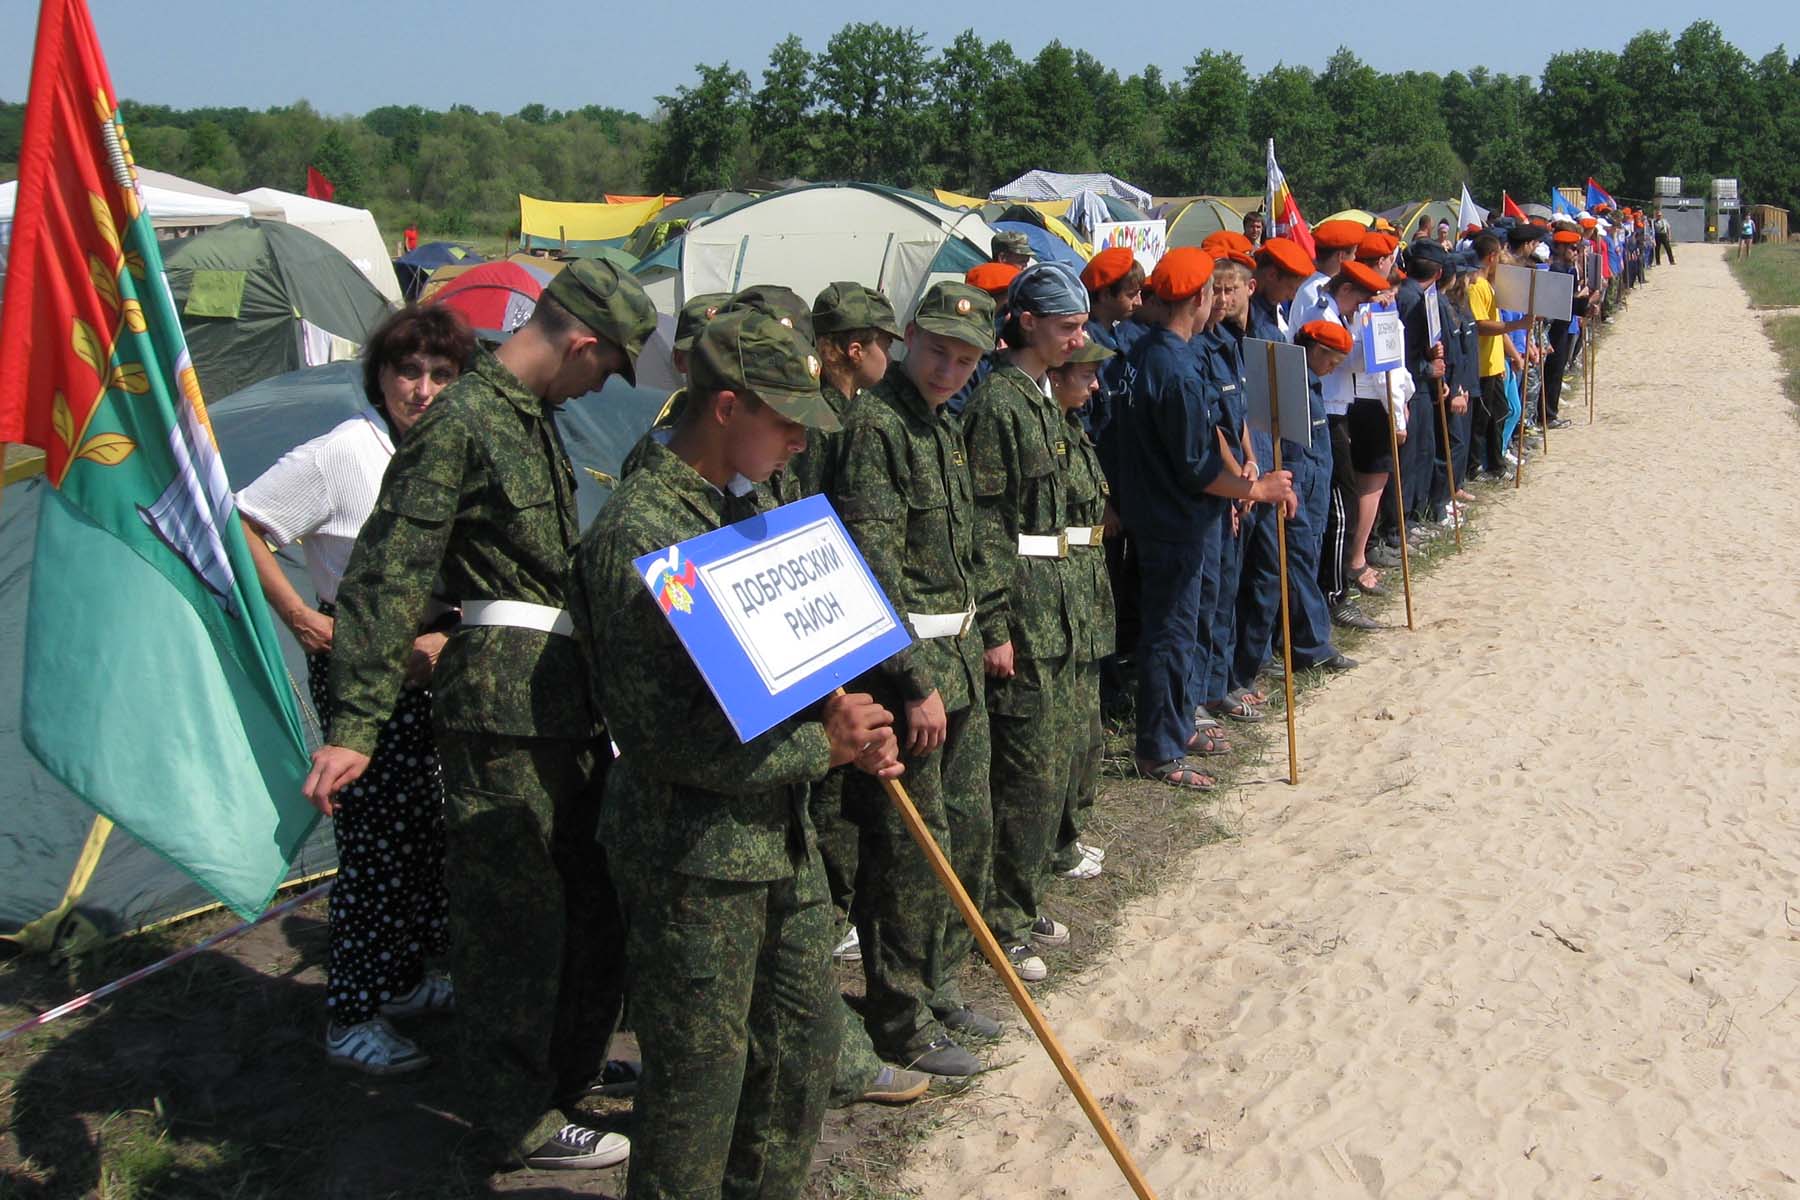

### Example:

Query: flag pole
xmin=1383 ymin=371 xmax=1415 ymax=630
xmin=837 ymin=689 xmax=1159 ymax=1200
xmin=1266 ymin=342 xmax=1298 ymax=784
xmin=1434 ymin=379 xmax=1461 ymax=550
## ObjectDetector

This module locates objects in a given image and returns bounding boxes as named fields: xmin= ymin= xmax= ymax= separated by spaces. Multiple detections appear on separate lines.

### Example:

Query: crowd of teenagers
xmin=258 ymin=193 xmax=1660 ymax=1196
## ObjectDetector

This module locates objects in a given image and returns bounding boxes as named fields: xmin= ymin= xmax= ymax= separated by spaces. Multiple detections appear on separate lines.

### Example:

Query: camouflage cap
xmin=909 ymin=281 xmax=997 ymax=351
xmin=673 ymin=291 xmax=733 ymax=352
xmin=1063 ymin=337 xmax=1116 ymax=364
xmin=992 ymin=230 xmax=1032 ymax=257
xmin=722 ymin=284 xmax=815 ymax=343
xmin=690 ymin=309 xmax=840 ymax=431
xmin=813 ymin=281 xmax=903 ymax=339
xmin=540 ymin=260 xmax=658 ymax=384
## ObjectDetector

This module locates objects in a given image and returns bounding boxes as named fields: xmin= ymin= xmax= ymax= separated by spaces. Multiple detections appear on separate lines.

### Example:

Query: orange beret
xmin=1552 ymin=230 xmax=1581 ymax=245
xmin=1298 ymin=320 xmax=1352 ymax=353
xmin=1313 ymin=219 xmax=1367 ymax=251
xmin=1255 ymin=236 xmax=1312 ymax=277
xmin=1579 ymin=217 xmax=1599 ymax=229
xmin=1335 ymin=260 xmax=1390 ymax=294
xmin=1201 ymin=230 xmax=1254 ymax=258
xmin=1147 ymin=247 xmax=1215 ymax=302
xmin=1356 ymin=230 xmax=1399 ymax=261
xmin=965 ymin=261 xmax=1021 ymax=296
xmin=1080 ymin=246 xmax=1137 ymax=291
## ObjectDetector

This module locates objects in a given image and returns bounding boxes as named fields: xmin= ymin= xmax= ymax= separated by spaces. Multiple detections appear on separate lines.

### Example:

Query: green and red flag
xmin=0 ymin=0 xmax=316 ymax=919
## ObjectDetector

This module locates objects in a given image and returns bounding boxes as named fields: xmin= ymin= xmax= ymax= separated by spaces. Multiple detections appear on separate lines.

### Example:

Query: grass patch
xmin=1766 ymin=316 xmax=1800 ymax=412
xmin=1728 ymin=240 xmax=1800 ymax=308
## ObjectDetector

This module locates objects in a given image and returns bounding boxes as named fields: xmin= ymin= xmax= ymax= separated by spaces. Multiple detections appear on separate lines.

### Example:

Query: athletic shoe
xmin=909 ymin=1038 xmax=982 ymax=1076
xmin=326 ymin=1016 xmax=430 ymax=1076
xmin=1060 ymin=855 xmax=1103 ymax=880
xmin=1331 ymin=601 xmax=1381 ymax=632
xmin=523 ymin=1124 xmax=631 ymax=1171
xmin=381 ymin=970 xmax=455 ymax=1018
xmin=1316 ymin=652 xmax=1359 ymax=673
xmin=1030 ymin=915 xmax=1070 ymax=947
xmin=1006 ymin=944 xmax=1048 ymax=982
xmin=1549 ymin=417 xmax=1572 ymax=429
xmin=832 ymin=925 xmax=861 ymax=963
xmin=1077 ymin=840 xmax=1105 ymax=863
xmin=940 ymin=1006 xmax=1003 ymax=1038
xmin=1367 ymin=544 xmax=1403 ymax=568
xmin=858 ymin=1066 xmax=931 ymax=1105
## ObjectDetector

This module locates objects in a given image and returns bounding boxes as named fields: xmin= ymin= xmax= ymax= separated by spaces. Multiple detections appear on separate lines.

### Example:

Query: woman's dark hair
xmin=361 ymin=304 xmax=477 ymax=407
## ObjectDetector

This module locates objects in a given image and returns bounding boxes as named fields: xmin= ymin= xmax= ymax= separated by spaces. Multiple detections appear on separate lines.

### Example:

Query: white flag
xmin=1458 ymin=183 xmax=1489 ymax=233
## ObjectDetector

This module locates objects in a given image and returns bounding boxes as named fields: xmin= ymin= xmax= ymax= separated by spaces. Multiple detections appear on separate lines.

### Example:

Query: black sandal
xmin=1136 ymin=757 xmax=1216 ymax=790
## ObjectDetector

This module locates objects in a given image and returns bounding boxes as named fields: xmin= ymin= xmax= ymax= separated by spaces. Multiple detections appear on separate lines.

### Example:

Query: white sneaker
xmin=832 ymin=925 xmax=861 ymax=963
xmin=1077 ymin=840 xmax=1105 ymax=863
xmin=1006 ymin=945 xmax=1048 ymax=982
xmin=1030 ymin=915 xmax=1071 ymax=947
xmin=381 ymin=970 xmax=455 ymax=1018
xmin=325 ymin=1016 xmax=430 ymax=1076
xmin=1061 ymin=855 xmax=1103 ymax=880
xmin=524 ymin=1123 xmax=631 ymax=1170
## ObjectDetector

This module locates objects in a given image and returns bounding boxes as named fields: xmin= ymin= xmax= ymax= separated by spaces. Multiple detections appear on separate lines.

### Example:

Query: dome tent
xmin=163 ymin=218 xmax=391 ymax=403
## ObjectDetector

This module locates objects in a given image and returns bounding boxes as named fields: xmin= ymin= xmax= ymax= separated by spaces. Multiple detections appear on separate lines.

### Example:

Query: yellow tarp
xmin=605 ymin=194 xmax=678 ymax=208
xmin=519 ymin=194 xmax=663 ymax=243
xmin=933 ymin=189 xmax=1073 ymax=220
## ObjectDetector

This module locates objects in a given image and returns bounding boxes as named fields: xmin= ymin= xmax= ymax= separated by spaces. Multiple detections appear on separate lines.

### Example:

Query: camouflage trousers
xmin=1052 ymin=661 xmax=1105 ymax=874
xmin=436 ymin=733 xmax=624 ymax=1162
xmin=983 ymin=653 xmax=1079 ymax=947
xmin=612 ymin=849 xmax=835 ymax=1200
xmin=846 ymin=697 xmax=992 ymax=1060
xmin=808 ymin=767 xmax=858 ymax=919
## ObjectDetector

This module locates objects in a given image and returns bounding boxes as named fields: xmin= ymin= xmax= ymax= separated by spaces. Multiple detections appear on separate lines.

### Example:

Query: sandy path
xmin=908 ymin=249 xmax=1800 ymax=1199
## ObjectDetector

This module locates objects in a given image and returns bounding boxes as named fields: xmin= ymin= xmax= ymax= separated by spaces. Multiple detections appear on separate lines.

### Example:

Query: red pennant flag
xmin=1502 ymin=192 xmax=1528 ymax=222
xmin=305 ymin=164 xmax=334 ymax=202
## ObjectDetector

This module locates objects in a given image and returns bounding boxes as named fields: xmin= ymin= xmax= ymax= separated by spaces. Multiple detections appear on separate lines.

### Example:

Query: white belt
xmin=460 ymin=599 xmax=574 ymax=637
xmin=1064 ymin=525 xmax=1105 ymax=548
xmin=907 ymin=605 xmax=975 ymax=639
xmin=1017 ymin=532 xmax=1068 ymax=558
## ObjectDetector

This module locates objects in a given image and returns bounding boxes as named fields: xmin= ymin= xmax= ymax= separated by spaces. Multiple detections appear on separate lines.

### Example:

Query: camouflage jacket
xmin=330 ymin=350 xmax=593 ymax=753
xmin=833 ymin=365 xmax=986 ymax=711
xmin=569 ymin=438 xmax=830 ymax=882
xmin=960 ymin=362 xmax=1073 ymax=660
xmin=1063 ymin=409 xmax=1116 ymax=663
xmin=617 ymin=387 xmax=687 ymax=482
xmin=775 ymin=382 xmax=853 ymax=502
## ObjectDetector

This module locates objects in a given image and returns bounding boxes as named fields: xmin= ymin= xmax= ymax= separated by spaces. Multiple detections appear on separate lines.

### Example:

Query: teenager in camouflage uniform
xmin=305 ymin=261 xmax=657 ymax=1171
xmin=1046 ymin=339 xmax=1118 ymax=879
xmin=570 ymin=309 xmax=904 ymax=1200
xmin=960 ymin=262 xmax=1092 ymax=983
xmin=832 ymin=283 xmax=1005 ymax=1077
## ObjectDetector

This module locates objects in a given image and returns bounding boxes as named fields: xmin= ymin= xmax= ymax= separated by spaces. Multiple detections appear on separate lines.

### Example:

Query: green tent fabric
xmin=163 ymin=219 xmax=392 ymax=405
xmin=1 ymin=362 xmax=667 ymax=949
xmin=1166 ymin=197 xmax=1248 ymax=248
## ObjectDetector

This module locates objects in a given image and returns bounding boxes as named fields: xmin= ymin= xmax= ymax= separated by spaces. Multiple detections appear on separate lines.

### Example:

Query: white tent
xmin=239 ymin=187 xmax=403 ymax=303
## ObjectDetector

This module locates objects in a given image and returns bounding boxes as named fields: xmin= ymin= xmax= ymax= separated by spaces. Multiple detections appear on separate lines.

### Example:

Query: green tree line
xmin=2 ymin=20 xmax=1795 ymax=238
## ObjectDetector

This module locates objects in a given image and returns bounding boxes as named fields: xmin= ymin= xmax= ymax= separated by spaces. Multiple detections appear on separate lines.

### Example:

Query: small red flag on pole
xmin=305 ymin=164 xmax=334 ymax=202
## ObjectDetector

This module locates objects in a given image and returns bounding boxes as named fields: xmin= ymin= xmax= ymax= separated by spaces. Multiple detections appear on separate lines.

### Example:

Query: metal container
xmin=1655 ymin=176 xmax=1681 ymax=196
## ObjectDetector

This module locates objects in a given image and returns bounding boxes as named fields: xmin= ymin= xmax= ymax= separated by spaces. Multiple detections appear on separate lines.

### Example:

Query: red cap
xmin=1080 ymin=246 xmax=1137 ymax=291
xmin=1313 ymin=219 xmax=1367 ymax=251
xmin=1255 ymin=236 xmax=1313 ymax=278
xmin=1335 ymin=260 xmax=1390 ymax=294
xmin=1298 ymin=320 xmax=1352 ymax=353
xmin=965 ymin=261 xmax=1021 ymax=296
xmin=1356 ymin=230 xmax=1400 ymax=261
xmin=1147 ymin=247 xmax=1216 ymax=301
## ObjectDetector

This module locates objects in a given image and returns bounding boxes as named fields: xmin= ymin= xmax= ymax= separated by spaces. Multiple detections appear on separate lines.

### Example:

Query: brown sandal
xmin=1137 ymin=757 xmax=1216 ymax=790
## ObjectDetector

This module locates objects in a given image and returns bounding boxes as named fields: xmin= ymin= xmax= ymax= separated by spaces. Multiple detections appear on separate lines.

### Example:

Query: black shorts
xmin=1346 ymin=397 xmax=1393 ymax=474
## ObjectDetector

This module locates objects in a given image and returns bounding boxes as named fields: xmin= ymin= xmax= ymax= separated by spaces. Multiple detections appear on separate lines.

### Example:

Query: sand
xmin=907 ymin=248 xmax=1800 ymax=1199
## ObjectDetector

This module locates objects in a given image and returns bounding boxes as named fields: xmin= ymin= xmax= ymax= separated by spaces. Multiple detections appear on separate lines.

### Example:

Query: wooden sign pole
xmin=1515 ymin=270 xmax=1538 ymax=492
xmin=1265 ymin=342 xmax=1298 ymax=785
xmin=1589 ymin=333 xmax=1597 ymax=424
xmin=839 ymin=692 xmax=1158 ymax=1199
xmin=1434 ymin=379 xmax=1462 ymax=550
xmin=1382 ymin=371 xmax=1415 ymax=630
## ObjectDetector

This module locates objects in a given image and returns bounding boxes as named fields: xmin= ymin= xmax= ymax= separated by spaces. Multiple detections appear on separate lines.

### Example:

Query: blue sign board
xmin=633 ymin=493 xmax=914 ymax=742
xmin=1360 ymin=302 xmax=1405 ymax=373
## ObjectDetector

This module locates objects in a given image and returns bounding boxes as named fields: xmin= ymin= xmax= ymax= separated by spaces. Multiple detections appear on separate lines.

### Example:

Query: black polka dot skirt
xmin=307 ymin=602 xmax=450 ymax=1026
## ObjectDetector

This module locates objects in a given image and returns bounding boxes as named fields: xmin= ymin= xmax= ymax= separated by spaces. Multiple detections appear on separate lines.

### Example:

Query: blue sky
xmin=2 ymin=1 xmax=1792 ymax=117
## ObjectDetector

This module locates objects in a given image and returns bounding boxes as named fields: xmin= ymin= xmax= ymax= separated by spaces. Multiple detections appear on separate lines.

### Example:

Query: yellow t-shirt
xmin=1469 ymin=276 xmax=1504 ymax=378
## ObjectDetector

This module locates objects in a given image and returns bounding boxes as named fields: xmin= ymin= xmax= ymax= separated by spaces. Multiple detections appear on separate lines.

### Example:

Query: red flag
xmin=305 ymin=164 xmax=334 ymax=202
xmin=1265 ymin=140 xmax=1315 ymax=260
xmin=1502 ymin=191 xmax=1527 ymax=222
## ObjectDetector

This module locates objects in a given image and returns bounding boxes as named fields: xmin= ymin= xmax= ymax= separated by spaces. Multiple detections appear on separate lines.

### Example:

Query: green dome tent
xmin=163 ymin=218 xmax=391 ymax=405
xmin=1165 ymin=197 xmax=1249 ymax=247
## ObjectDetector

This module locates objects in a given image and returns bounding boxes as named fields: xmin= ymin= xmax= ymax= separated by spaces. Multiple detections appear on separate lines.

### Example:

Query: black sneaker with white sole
xmin=524 ymin=1123 xmax=631 ymax=1170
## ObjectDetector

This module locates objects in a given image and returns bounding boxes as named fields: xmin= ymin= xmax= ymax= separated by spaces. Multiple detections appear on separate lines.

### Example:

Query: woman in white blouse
xmin=238 ymin=305 xmax=474 ymax=1075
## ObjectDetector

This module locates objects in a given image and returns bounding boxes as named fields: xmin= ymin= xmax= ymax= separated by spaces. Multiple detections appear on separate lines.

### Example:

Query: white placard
xmin=1424 ymin=283 xmax=1442 ymax=346
xmin=1243 ymin=337 xmax=1312 ymax=450
xmin=1494 ymin=263 xmax=1574 ymax=322
xmin=1090 ymin=220 xmax=1167 ymax=272
xmin=1360 ymin=306 xmax=1404 ymax=372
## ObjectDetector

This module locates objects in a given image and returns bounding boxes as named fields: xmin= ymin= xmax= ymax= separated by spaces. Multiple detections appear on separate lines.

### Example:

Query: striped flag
xmin=1265 ymin=140 xmax=1315 ymax=259
xmin=0 ymin=0 xmax=316 ymax=919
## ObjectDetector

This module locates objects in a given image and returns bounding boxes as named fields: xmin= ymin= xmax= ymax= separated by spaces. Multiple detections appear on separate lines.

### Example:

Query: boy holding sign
xmin=832 ymin=282 xmax=1007 ymax=1076
xmin=569 ymin=309 xmax=904 ymax=1200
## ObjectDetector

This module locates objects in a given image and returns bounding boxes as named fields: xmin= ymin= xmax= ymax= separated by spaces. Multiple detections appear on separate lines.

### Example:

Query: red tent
xmin=429 ymin=260 xmax=552 ymax=340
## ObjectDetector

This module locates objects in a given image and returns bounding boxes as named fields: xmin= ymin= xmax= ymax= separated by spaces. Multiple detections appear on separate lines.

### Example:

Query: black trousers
xmin=1473 ymin=375 xmax=1509 ymax=475
xmin=1318 ymin=415 xmax=1353 ymax=607
xmin=1544 ymin=329 xmax=1574 ymax=422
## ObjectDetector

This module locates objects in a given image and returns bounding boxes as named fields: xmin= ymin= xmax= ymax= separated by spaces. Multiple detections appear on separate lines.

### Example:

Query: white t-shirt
xmin=237 ymin=407 xmax=395 ymax=603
